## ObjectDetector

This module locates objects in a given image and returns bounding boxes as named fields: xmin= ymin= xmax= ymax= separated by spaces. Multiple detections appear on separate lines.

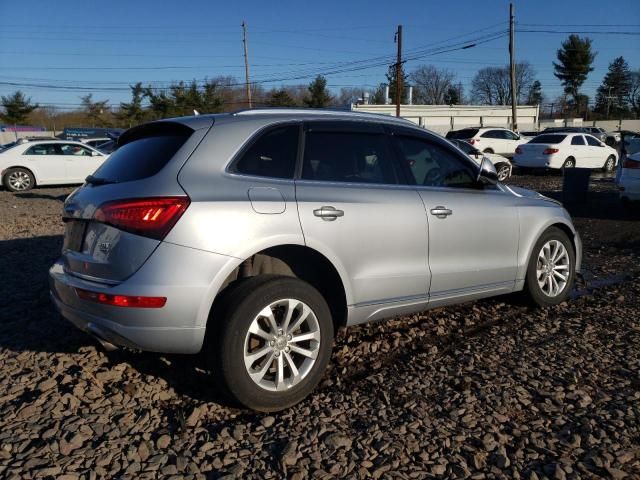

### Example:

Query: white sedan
xmin=513 ymin=133 xmax=618 ymax=171
xmin=0 ymin=140 xmax=108 ymax=192
xmin=450 ymin=139 xmax=512 ymax=180
xmin=619 ymin=152 xmax=640 ymax=203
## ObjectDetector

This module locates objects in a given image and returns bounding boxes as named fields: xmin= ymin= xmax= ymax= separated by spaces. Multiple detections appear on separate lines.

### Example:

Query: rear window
xmin=529 ymin=134 xmax=567 ymax=144
xmin=92 ymin=133 xmax=190 ymax=183
xmin=446 ymin=128 xmax=479 ymax=139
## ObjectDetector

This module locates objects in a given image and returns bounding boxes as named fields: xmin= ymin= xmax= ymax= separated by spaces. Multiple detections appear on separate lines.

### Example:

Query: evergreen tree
xmin=553 ymin=35 xmax=596 ymax=113
xmin=80 ymin=93 xmax=110 ymax=127
xmin=386 ymin=64 xmax=409 ymax=104
xmin=526 ymin=80 xmax=543 ymax=105
xmin=269 ymin=89 xmax=297 ymax=107
xmin=303 ymin=76 xmax=332 ymax=108
xmin=117 ymin=83 xmax=146 ymax=127
xmin=595 ymin=57 xmax=632 ymax=118
xmin=0 ymin=91 xmax=39 ymax=125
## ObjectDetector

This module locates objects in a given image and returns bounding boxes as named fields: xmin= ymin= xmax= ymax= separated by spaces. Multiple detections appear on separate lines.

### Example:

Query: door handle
xmin=313 ymin=206 xmax=344 ymax=221
xmin=430 ymin=206 xmax=452 ymax=218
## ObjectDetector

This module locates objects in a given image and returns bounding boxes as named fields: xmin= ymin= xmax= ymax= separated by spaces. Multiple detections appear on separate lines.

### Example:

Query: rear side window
xmin=529 ymin=134 xmax=567 ymax=144
xmin=481 ymin=130 xmax=503 ymax=139
xmin=234 ymin=125 xmax=299 ymax=179
xmin=302 ymin=130 xmax=398 ymax=184
xmin=446 ymin=128 xmax=478 ymax=139
xmin=571 ymin=136 xmax=585 ymax=145
xmin=25 ymin=144 xmax=58 ymax=155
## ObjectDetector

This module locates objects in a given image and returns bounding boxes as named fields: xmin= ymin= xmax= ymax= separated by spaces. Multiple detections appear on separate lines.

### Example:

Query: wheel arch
xmin=2 ymin=165 xmax=38 ymax=186
xmin=202 ymin=243 xmax=351 ymax=335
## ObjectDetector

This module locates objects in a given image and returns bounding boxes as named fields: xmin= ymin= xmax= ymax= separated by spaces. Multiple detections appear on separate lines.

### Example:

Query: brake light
xmin=94 ymin=197 xmax=189 ymax=240
xmin=515 ymin=146 xmax=523 ymax=154
xmin=623 ymin=158 xmax=640 ymax=169
xmin=468 ymin=138 xmax=479 ymax=145
xmin=543 ymin=148 xmax=559 ymax=155
xmin=76 ymin=288 xmax=166 ymax=308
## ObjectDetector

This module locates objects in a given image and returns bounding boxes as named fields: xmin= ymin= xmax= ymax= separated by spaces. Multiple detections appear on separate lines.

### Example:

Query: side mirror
xmin=477 ymin=156 xmax=499 ymax=185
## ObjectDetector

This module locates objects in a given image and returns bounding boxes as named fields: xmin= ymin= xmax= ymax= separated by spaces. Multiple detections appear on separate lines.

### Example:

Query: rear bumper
xmin=619 ymin=175 xmax=640 ymax=201
xmin=49 ymin=242 xmax=238 ymax=354
xmin=513 ymin=155 xmax=563 ymax=169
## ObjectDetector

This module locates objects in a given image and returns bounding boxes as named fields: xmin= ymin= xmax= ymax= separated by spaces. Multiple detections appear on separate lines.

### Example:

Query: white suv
xmin=446 ymin=127 xmax=528 ymax=158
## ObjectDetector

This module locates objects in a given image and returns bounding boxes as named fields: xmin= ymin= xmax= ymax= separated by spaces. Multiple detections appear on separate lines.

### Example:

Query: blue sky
xmin=0 ymin=0 xmax=639 ymax=111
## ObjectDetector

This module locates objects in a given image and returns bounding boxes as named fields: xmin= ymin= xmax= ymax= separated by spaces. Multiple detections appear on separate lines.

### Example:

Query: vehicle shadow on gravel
xmin=0 ymin=234 xmax=240 ymax=409
xmin=13 ymin=192 xmax=68 ymax=202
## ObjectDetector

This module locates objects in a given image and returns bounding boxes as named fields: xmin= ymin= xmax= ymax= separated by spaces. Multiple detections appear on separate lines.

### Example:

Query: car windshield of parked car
xmin=529 ymin=134 xmax=567 ymax=144
xmin=446 ymin=128 xmax=478 ymax=139
xmin=452 ymin=139 xmax=476 ymax=155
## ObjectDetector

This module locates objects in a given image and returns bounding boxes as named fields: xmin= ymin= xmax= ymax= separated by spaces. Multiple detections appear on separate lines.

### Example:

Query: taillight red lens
xmin=94 ymin=197 xmax=189 ymax=240
xmin=76 ymin=288 xmax=167 ymax=308
xmin=543 ymin=148 xmax=559 ymax=155
xmin=623 ymin=158 xmax=640 ymax=169
xmin=468 ymin=138 xmax=479 ymax=145
xmin=515 ymin=146 xmax=523 ymax=154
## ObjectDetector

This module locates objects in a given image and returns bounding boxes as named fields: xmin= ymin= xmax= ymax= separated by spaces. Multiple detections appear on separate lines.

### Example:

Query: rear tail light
xmin=94 ymin=197 xmax=189 ymax=240
xmin=543 ymin=148 xmax=559 ymax=155
xmin=468 ymin=139 xmax=479 ymax=145
xmin=623 ymin=158 xmax=640 ymax=169
xmin=515 ymin=146 xmax=523 ymax=154
xmin=76 ymin=288 xmax=167 ymax=308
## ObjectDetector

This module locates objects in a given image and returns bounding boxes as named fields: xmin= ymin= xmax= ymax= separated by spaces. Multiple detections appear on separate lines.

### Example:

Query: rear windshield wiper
xmin=85 ymin=175 xmax=117 ymax=186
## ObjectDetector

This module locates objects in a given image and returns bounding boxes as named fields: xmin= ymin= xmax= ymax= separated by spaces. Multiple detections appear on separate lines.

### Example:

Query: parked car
xmin=583 ymin=126 xmax=608 ymax=143
xmin=618 ymin=152 xmax=640 ymax=203
xmin=445 ymin=127 xmax=528 ymax=157
xmin=542 ymin=126 xmax=608 ymax=143
xmin=95 ymin=139 xmax=118 ymax=154
xmin=450 ymin=139 xmax=512 ymax=181
xmin=513 ymin=133 xmax=618 ymax=171
xmin=50 ymin=110 xmax=582 ymax=411
xmin=80 ymin=137 xmax=111 ymax=148
xmin=0 ymin=140 xmax=107 ymax=192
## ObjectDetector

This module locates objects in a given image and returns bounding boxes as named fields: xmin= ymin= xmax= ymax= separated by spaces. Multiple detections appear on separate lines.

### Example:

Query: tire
xmin=602 ymin=155 xmax=616 ymax=173
xmin=562 ymin=157 xmax=575 ymax=169
xmin=495 ymin=163 xmax=511 ymax=181
xmin=483 ymin=148 xmax=494 ymax=154
xmin=209 ymin=275 xmax=334 ymax=412
xmin=523 ymin=227 xmax=576 ymax=307
xmin=3 ymin=167 xmax=35 ymax=192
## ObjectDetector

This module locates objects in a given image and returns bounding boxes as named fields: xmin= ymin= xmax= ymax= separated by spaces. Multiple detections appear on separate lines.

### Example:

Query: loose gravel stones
xmin=1 ymin=177 xmax=639 ymax=478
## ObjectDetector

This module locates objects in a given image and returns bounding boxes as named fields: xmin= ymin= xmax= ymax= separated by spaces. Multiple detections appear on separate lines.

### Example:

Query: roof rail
xmin=232 ymin=107 xmax=416 ymax=124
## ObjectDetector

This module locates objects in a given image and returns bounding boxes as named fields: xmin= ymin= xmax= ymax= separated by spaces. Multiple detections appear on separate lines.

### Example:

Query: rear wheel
xmin=562 ymin=157 xmax=575 ymax=169
xmin=523 ymin=227 xmax=575 ymax=307
xmin=602 ymin=155 xmax=616 ymax=172
xmin=483 ymin=148 xmax=494 ymax=154
xmin=209 ymin=275 xmax=334 ymax=412
xmin=3 ymin=168 xmax=34 ymax=192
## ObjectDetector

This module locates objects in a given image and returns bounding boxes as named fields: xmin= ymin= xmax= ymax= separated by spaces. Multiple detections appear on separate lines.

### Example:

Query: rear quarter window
xmin=92 ymin=128 xmax=191 ymax=183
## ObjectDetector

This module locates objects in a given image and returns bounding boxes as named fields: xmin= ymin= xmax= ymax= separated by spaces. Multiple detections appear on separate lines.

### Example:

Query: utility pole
xmin=395 ymin=25 xmax=403 ymax=117
xmin=509 ymin=3 xmax=518 ymax=132
xmin=242 ymin=21 xmax=252 ymax=109
xmin=605 ymin=86 xmax=614 ymax=120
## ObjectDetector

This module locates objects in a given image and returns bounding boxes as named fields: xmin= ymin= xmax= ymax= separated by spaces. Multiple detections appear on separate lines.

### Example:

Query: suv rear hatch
xmin=445 ymin=128 xmax=479 ymax=140
xmin=61 ymin=119 xmax=213 ymax=283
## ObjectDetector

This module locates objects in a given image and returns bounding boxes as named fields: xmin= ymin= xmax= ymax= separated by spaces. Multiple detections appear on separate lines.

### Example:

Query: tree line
xmin=2 ymin=34 xmax=640 ymax=129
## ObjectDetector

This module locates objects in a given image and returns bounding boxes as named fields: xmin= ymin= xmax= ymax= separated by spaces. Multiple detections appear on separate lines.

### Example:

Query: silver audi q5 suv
xmin=50 ymin=109 xmax=582 ymax=411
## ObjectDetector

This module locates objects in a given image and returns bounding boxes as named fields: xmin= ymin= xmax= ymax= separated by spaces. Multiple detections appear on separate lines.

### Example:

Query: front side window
xmin=504 ymin=130 xmax=520 ymax=140
xmin=481 ymin=130 xmax=501 ymax=139
xmin=234 ymin=125 xmax=299 ymax=179
xmin=60 ymin=144 xmax=93 ymax=156
xmin=571 ymin=136 xmax=586 ymax=146
xmin=24 ymin=144 xmax=58 ymax=155
xmin=585 ymin=135 xmax=601 ymax=147
xmin=394 ymin=136 xmax=477 ymax=188
xmin=302 ymin=130 xmax=398 ymax=184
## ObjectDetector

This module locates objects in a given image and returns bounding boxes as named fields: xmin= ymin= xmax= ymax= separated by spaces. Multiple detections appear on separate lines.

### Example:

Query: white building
xmin=351 ymin=104 xmax=540 ymax=135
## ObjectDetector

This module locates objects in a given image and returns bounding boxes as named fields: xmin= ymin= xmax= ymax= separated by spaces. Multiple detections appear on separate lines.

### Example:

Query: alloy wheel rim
xmin=565 ymin=160 xmax=574 ymax=168
xmin=536 ymin=239 xmax=570 ymax=297
xmin=497 ymin=165 xmax=510 ymax=181
xmin=243 ymin=298 xmax=321 ymax=392
xmin=8 ymin=171 xmax=30 ymax=190
xmin=606 ymin=158 xmax=614 ymax=171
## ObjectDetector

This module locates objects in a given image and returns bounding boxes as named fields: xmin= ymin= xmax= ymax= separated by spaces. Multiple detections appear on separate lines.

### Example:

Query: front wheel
xmin=495 ymin=163 xmax=511 ymax=181
xmin=3 ymin=168 xmax=35 ymax=192
xmin=602 ymin=155 xmax=616 ymax=173
xmin=523 ymin=227 xmax=575 ymax=307
xmin=210 ymin=275 xmax=334 ymax=412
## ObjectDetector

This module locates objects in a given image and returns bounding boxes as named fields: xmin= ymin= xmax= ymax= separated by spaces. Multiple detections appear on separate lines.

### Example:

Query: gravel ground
xmin=0 ymin=174 xmax=639 ymax=479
